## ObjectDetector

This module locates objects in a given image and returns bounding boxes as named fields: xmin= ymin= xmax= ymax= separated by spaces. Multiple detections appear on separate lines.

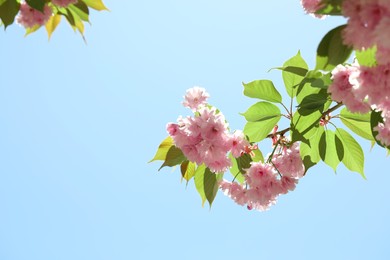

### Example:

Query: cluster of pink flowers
xmin=167 ymin=87 xmax=250 ymax=173
xmin=300 ymin=0 xmax=326 ymax=18
xmin=17 ymin=2 xmax=52 ymax=28
xmin=328 ymin=62 xmax=390 ymax=146
xmin=220 ymin=143 xmax=305 ymax=211
xmin=52 ymin=0 xmax=78 ymax=8
xmin=342 ymin=0 xmax=390 ymax=65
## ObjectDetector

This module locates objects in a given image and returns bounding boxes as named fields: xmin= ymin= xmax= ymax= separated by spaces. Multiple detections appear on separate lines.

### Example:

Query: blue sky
xmin=1 ymin=1 xmax=389 ymax=259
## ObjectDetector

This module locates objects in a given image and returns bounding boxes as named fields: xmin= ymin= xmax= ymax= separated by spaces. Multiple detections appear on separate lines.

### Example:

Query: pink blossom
xmin=280 ymin=176 xmax=298 ymax=194
xmin=328 ymin=64 xmax=371 ymax=114
xmin=220 ymin=181 xmax=248 ymax=206
xmin=272 ymin=143 xmax=305 ymax=179
xmin=229 ymin=130 xmax=250 ymax=158
xmin=52 ymin=0 xmax=78 ymax=8
xmin=17 ymin=2 xmax=52 ymax=28
xmin=374 ymin=122 xmax=390 ymax=146
xmin=300 ymin=0 xmax=326 ymax=18
xmin=182 ymin=87 xmax=210 ymax=111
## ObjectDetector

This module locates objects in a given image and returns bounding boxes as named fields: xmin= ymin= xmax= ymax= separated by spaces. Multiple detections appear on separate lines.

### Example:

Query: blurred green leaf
xmin=316 ymin=0 xmax=342 ymax=15
xmin=356 ymin=46 xmax=377 ymax=67
xmin=26 ymin=0 xmax=45 ymax=12
xmin=69 ymin=1 xmax=90 ymax=22
xmin=82 ymin=0 xmax=108 ymax=11
xmin=243 ymin=80 xmax=282 ymax=103
xmin=0 ymin=0 xmax=20 ymax=28
xmin=46 ymin=14 xmax=62 ymax=40
xmin=335 ymin=128 xmax=365 ymax=178
xmin=316 ymin=25 xmax=353 ymax=71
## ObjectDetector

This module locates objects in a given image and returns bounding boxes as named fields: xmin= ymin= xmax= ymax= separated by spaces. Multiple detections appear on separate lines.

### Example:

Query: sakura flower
xmin=17 ymin=2 xmax=52 ymax=28
xmin=182 ymin=87 xmax=209 ymax=111
xmin=300 ymin=0 xmax=326 ymax=18
xmin=229 ymin=130 xmax=250 ymax=158
xmin=272 ymin=142 xmax=305 ymax=179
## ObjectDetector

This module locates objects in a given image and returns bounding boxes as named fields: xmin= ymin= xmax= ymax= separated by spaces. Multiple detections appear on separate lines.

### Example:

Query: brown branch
xmin=265 ymin=102 xmax=343 ymax=139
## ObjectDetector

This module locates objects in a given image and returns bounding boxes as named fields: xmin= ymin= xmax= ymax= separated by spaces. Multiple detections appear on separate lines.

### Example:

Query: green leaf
xmin=282 ymin=51 xmax=308 ymax=98
xmin=158 ymin=146 xmax=186 ymax=170
xmin=243 ymin=80 xmax=282 ymax=103
xmin=229 ymin=154 xmax=245 ymax=184
xmin=316 ymin=25 xmax=353 ymax=71
xmin=0 ymin=0 xmax=20 ymax=28
xmin=194 ymin=165 xmax=223 ymax=207
xmin=26 ymin=0 xmax=45 ymax=12
xmin=335 ymin=128 xmax=365 ymax=178
xmin=311 ymin=73 xmax=332 ymax=89
xmin=340 ymin=108 xmax=374 ymax=141
xmin=356 ymin=46 xmax=377 ymax=67
xmin=181 ymin=161 xmax=196 ymax=182
xmin=0 ymin=0 xmax=6 ymax=6
xmin=45 ymin=14 xmax=62 ymax=40
xmin=298 ymin=89 xmax=329 ymax=115
xmin=243 ymin=117 xmax=281 ymax=143
xmin=241 ymin=102 xmax=281 ymax=122
xmin=371 ymin=110 xmax=390 ymax=149
xmin=149 ymin=136 xmax=174 ymax=162
xmin=316 ymin=0 xmax=343 ymax=15
xmin=319 ymin=130 xmax=342 ymax=171
xmin=68 ymin=1 xmax=90 ymax=22
xmin=300 ymin=126 xmax=324 ymax=164
xmin=291 ymin=110 xmax=323 ymax=144
xmin=82 ymin=0 xmax=108 ymax=11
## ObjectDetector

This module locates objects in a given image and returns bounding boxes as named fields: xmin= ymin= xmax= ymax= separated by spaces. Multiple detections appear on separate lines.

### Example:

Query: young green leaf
xmin=149 ymin=136 xmax=174 ymax=162
xmin=241 ymin=102 xmax=281 ymax=122
xmin=315 ymin=25 xmax=353 ymax=71
xmin=194 ymin=166 xmax=223 ymax=207
xmin=282 ymin=51 xmax=309 ymax=98
xmin=339 ymin=108 xmax=374 ymax=141
xmin=356 ymin=46 xmax=377 ymax=67
xmin=243 ymin=80 xmax=282 ymax=103
xmin=319 ymin=130 xmax=342 ymax=172
xmin=158 ymin=146 xmax=186 ymax=170
xmin=82 ymin=0 xmax=109 ymax=11
xmin=46 ymin=14 xmax=62 ymax=40
xmin=244 ymin=118 xmax=281 ymax=143
xmin=335 ymin=128 xmax=366 ymax=178
xmin=181 ymin=161 xmax=196 ymax=182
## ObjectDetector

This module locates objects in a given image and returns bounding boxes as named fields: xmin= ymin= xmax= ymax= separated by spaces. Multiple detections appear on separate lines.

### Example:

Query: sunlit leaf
xmin=158 ymin=146 xmax=186 ymax=170
xmin=69 ymin=1 xmax=90 ymax=22
xmin=335 ymin=128 xmax=365 ymax=178
xmin=241 ymin=102 xmax=281 ymax=122
xmin=356 ymin=46 xmax=377 ymax=67
xmin=181 ymin=161 xmax=196 ymax=182
xmin=339 ymin=108 xmax=374 ymax=141
xmin=45 ymin=14 xmax=62 ymax=40
xmin=149 ymin=136 xmax=174 ymax=162
xmin=82 ymin=0 xmax=109 ymax=11
xmin=243 ymin=80 xmax=282 ymax=103
xmin=319 ymin=130 xmax=342 ymax=171
xmin=282 ymin=51 xmax=308 ymax=98
xmin=316 ymin=25 xmax=353 ymax=71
